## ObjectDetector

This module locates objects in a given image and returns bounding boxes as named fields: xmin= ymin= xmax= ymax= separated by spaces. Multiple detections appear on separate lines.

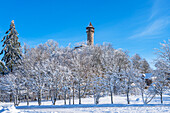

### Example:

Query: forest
xmin=0 ymin=20 xmax=169 ymax=106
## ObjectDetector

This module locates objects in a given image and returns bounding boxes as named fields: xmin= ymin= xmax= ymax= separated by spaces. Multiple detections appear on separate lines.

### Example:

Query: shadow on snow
xmin=16 ymin=104 xmax=170 ymax=109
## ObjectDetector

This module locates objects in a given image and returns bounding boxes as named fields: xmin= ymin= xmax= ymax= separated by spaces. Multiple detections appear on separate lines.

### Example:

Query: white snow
xmin=0 ymin=105 xmax=19 ymax=113
xmin=0 ymin=95 xmax=169 ymax=113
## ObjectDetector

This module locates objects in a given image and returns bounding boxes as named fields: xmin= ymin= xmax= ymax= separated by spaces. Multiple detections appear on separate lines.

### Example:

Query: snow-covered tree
xmin=0 ymin=73 xmax=23 ymax=106
xmin=131 ymin=54 xmax=151 ymax=74
xmin=0 ymin=61 xmax=8 ymax=73
xmin=131 ymin=54 xmax=142 ymax=71
xmin=153 ymin=39 xmax=170 ymax=104
xmin=0 ymin=20 xmax=22 ymax=72
xmin=0 ymin=37 xmax=160 ymax=106
xmin=153 ymin=61 xmax=169 ymax=104
xmin=24 ymin=44 xmax=50 ymax=106
xmin=140 ymin=58 xmax=151 ymax=74
xmin=131 ymin=54 xmax=156 ymax=104
xmin=100 ymin=44 xmax=114 ymax=104
xmin=134 ymin=72 xmax=156 ymax=104
xmin=91 ymin=75 xmax=106 ymax=104
xmin=113 ymin=49 xmax=130 ymax=96
xmin=70 ymin=45 xmax=92 ymax=104
xmin=13 ymin=44 xmax=34 ymax=106
xmin=155 ymin=39 xmax=170 ymax=68
xmin=42 ymin=40 xmax=62 ymax=105
xmin=100 ymin=43 xmax=119 ymax=104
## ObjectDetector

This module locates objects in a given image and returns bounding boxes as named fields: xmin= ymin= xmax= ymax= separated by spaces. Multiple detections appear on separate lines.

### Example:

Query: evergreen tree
xmin=140 ymin=58 xmax=151 ymax=74
xmin=0 ymin=20 xmax=22 ymax=72
xmin=131 ymin=54 xmax=141 ymax=70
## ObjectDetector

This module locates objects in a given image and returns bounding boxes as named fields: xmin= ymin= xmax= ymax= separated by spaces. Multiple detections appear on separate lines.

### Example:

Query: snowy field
xmin=0 ymin=95 xmax=170 ymax=113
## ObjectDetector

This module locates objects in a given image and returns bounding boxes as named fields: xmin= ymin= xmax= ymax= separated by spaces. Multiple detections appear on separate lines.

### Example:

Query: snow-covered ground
xmin=0 ymin=95 xmax=170 ymax=113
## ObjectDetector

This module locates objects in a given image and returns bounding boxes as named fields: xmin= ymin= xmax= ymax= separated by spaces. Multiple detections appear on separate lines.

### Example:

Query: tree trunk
xmin=127 ymin=90 xmax=130 ymax=104
xmin=38 ymin=90 xmax=41 ymax=106
xmin=109 ymin=81 xmax=113 ymax=104
xmin=127 ymin=84 xmax=130 ymax=104
xmin=110 ymin=90 xmax=113 ymax=104
xmin=26 ymin=88 xmax=29 ymax=106
xmin=26 ymin=95 xmax=29 ymax=106
xmin=52 ymin=88 xmax=58 ymax=105
xmin=0 ymin=90 xmax=1 ymax=102
xmin=10 ymin=93 xmax=13 ymax=102
xmin=94 ymin=94 xmax=96 ymax=104
xmin=64 ymin=89 xmax=66 ymax=105
xmin=69 ymin=95 xmax=71 ymax=105
xmin=78 ymin=82 xmax=81 ymax=104
xmin=160 ymin=90 xmax=163 ymax=104
xmin=141 ymin=90 xmax=146 ymax=104
xmin=52 ymin=90 xmax=56 ymax=105
xmin=14 ymin=89 xmax=20 ymax=106
xmin=14 ymin=95 xmax=19 ymax=106
xmin=26 ymin=93 xmax=29 ymax=106
xmin=73 ymin=83 xmax=74 ymax=105
xmin=53 ymin=97 xmax=56 ymax=105
xmin=95 ymin=95 xmax=100 ymax=104
xmin=3 ymin=95 xmax=5 ymax=102
xmin=113 ymin=81 xmax=117 ymax=95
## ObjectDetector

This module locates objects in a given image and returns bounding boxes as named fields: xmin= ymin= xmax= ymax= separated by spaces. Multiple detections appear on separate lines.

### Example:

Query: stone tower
xmin=86 ymin=22 xmax=94 ymax=45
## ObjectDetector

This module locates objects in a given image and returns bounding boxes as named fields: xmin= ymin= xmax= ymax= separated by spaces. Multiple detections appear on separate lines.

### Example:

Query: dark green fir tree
xmin=0 ymin=20 xmax=22 ymax=72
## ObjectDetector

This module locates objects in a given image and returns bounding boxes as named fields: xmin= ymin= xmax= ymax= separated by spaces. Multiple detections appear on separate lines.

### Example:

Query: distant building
xmin=143 ymin=73 xmax=153 ymax=86
xmin=74 ymin=22 xmax=95 ymax=50
xmin=86 ymin=22 xmax=95 ymax=46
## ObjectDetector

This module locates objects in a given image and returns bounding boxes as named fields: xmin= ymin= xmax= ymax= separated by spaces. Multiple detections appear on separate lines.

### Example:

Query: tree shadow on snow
xmin=16 ymin=104 xmax=170 ymax=109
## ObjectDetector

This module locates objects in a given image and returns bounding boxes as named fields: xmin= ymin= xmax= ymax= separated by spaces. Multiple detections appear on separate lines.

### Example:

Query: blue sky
xmin=0 ymin=0 xmax=170 ymax=68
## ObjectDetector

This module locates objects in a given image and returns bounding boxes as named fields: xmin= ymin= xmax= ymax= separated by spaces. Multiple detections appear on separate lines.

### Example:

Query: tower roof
xmin=86 ymin=22 xmax=94 ymax=29
xmin=89 ymin=22 xmax=93 ymax=27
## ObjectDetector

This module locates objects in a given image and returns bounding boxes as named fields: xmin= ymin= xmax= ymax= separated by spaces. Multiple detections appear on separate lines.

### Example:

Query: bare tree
xmin=153 ymin=39 xmax=170 ymax=104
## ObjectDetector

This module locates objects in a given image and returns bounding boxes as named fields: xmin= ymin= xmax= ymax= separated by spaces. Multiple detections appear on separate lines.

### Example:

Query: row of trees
xmin=0 ymin=21 xmax=169 ymax=106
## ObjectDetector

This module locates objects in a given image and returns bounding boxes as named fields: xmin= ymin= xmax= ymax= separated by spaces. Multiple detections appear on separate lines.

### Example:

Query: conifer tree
xmin=140 ymin=58 xmax=151 ymax=74
xmin=0 ymin=20 xmax=22 ymax=72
